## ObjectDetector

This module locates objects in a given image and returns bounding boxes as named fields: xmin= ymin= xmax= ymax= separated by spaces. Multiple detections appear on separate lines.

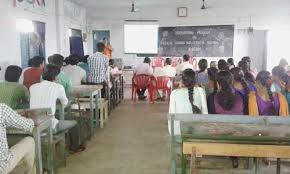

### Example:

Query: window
xmin=124 ymin=24 xmax=159 ymax=54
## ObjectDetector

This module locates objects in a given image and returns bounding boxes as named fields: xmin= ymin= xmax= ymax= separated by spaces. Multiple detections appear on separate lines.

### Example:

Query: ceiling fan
xmin=130 ymin=1 xmax=140 ymax=12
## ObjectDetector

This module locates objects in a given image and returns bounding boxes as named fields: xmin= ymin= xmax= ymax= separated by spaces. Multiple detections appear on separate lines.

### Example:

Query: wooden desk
xmin=169 ymin=114 xmax=290 ymax=174
xmin=72 ymin=85 xmax=103 ymax=138
xmin=8 ymin=109 xmax=54 ymax=174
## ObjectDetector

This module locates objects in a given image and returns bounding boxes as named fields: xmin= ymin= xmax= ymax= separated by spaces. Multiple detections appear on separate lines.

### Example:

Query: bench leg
xmin=100 ymin=106 xmax=104 ymax=128
xmin=277 ymin=158 xmax=281 ymax=174
xmin=254 ymin=158 xmax=259 ymax=174
xmin=190 ymin=148 xmax=197 ymax=174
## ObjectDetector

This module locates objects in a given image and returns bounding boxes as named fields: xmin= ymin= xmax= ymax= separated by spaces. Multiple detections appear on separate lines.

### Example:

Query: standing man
xmin=87 ymin=42 xmax=109 ymax=97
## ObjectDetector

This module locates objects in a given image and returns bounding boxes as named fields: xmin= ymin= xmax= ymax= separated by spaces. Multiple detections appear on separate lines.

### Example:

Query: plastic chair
xmin=152 ymin=76 xmax=172 ymax=102
xmin=132 ymin=74 xmax=154 ymax=103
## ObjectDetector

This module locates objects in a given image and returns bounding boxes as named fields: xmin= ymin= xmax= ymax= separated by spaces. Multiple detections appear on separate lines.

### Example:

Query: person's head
xmin=198 ymin=59 xmax=208 ymax=73
xmin=5 ymin=65 xmax=22 ymax=82
xmin=218 ymin=59 xmax=229 ymax=71
xmin=109 ymin=59 xmax=114 ymax=67
xmin=144 ymin=57 xmax=151 ymax=64
xmin=66 ymin=54 xmax=80 ymax=66
xmin=256 ymin=71 xmax=277 ymax=115
xmin=28 ymin=58 xmax=33 ymax=67
xmin=97 ymin=42 xmax=105 ymax=52
xmin=210 ymin=61 xmax=217 ymax=68
xmin=207 ymin=67 xmax=218 ymax=91
xmin=230 ymin=67 xmax=250 ymax=95
xmin=181 ymin=69 xmax=201 ymax=114
xmin=31 ymin=56 xmax=45 ymax=69
xmin=42 ymin=64 xmax=61 ymax=82
xmin=81 ymin=55 xmax=89 ymax=63
xmin=241 ymin=56 xmax=251 ymax=64
xmin=279 ymin=58 xmax=288 ymax=69
xmin=272 ymin=66 xmax=286 ymax=82
xmin=216 ymin=71 xmax=235 ymax=111
xmin=227 ymin=58 xmax=235 ymax=66
xmin=165 ymin=58 xmax=172 ymax=66
xmin=48 ymin=54 xmax=64 ymax=69
xmin=183 ymin=54 xmax=190 ymax=62
xmin=178 ymin=58 xmax=182 ymax=64
xmin=238 ymin=60 xmax=250 ymax=73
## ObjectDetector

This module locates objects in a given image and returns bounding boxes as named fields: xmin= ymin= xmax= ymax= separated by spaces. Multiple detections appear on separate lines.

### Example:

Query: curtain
xmin=20 ymin=21 xmax=46 ymax=68
xmin=69 ymin=29 xmax=84 ymax=56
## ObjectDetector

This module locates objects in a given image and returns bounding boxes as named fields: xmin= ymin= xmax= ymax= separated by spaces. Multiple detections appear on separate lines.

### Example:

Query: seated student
xmin=23 ymin=56 xmax=45 ymax=89
xmin=0 ymin=66 xmax=29 ymax=109
xmin=196 ymin=59 xmax=209 ymax=86
xmin=241 ymin=56 xmax=257 ymax=78
xmin=134 ymin=57 xmax=154 ymax=100
xmin=207 ymin=71 xmax=244 ymax=115
xmin=48 ymin=54 xmax=73 ymax=95
xmin=271 ymin=66 xmax=287 ymax=93
xmin=227 ymin=58 xmax=235 ymax=69
xmin=238 ymin=60 xmax=256 ymax=83
xmin=285 ymin=76 xmax=290 ymax=110
xmin=209 ymin=61 xmax=217 ymax=69
xmin=109 ymin=59 xmax=122 ymax=76
xmin=30 ymin=64 xmax=85 ymax=152
xmin=217 ymin=59 xmax=229 ymax=71
xmin=176 ymin=54 xmax=193 ymax=75
xmin=206 ymin=67 xmax=218 ymax=95
xmin=63 ymin=55 xmax=86 ymax=86
xmin=249 ymin=71 xmax=289 ymax=116
xmin=0 ymin=104 xmax=36 ymax=174
xmin=79 ymin=55 xmax=89 ymax=75
xmin=162 ymin=58 xmax=176 ymax=78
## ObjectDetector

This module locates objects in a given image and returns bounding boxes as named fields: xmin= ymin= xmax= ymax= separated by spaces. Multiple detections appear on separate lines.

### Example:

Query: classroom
xmin=0 ymin=0 xmax=290 ymax=174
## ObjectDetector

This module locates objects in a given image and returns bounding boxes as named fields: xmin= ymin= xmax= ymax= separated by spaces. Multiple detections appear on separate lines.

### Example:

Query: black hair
xmin=109 ymin=59 xmax=114 ymax=66
xmin=97 ymin=42 xmax=105 ymax=52
xmin=198 ymin=59 xmax=208 ymax=73
xmin=48 ymin=54 xmax=64 ymax=69
xmin=241 ymin=56 xmax=251 ymax=63
xmin=5 ymin=65 xmax=22 ymax=82
xmin=238 ymin=60 xmax=250 ymax=73
xmin=272 ymin=66 xmax=286 ymax=80
xmin=207 ymin=67 xmax=218 ymax=91
xmin=256 ymin=71 xmax=277 ymax=115
xmin=66 ymin=54 xmax=80 ymax=65
xmin=227 ymin=58 xmax=235 ymax=66
xmin=216 ymin=71 xmax=235 ymax=110
xmin=218 ymin=59 xmax=229 ymax=71
xmin=31 ymin=56 xmax=45 ymax=68
xmin=230 ymin=67 xmax=250 ymax=96
xmin=42 ymin=64 xmax=61 ymax=82
xmin=165 ymin=58 xmax=172 ymax=65
xmin=144 ymin=57 xmax=151 ymax=64
xmin=28 ymin=59 xmax=33 ymax=67
xmin=81 ymin=55 xmax=89 ymax=63
xmin=182 ymin=69 xmax=201 ymax=114
xmin=183 ymin=54 xmax=190 ymax=62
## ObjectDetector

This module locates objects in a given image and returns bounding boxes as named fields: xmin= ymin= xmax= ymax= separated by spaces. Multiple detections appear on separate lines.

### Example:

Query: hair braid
xmin=188 ymin=87 xmax=202 ymax=114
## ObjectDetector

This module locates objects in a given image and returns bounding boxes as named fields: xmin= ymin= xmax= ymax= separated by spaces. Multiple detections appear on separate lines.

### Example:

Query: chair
xmin=152 ymin=76 xmax=172 ymax=102
xmin=132 ymin=75 xmax=154 ymax=104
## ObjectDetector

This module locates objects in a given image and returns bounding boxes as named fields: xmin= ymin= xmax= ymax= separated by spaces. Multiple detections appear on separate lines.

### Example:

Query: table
xmin=72 ymin=85 xmax=103 ymax=138
xmin=8 ymin=109 xmax=54 ymax=174
xmin=169 ymin=114 xmax=290 ymax=174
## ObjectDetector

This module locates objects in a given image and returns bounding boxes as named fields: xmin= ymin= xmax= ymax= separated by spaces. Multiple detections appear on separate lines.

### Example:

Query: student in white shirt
xmin=30 ymin=64 xmax=85 ymax=152
xmin=163 ymin=58 xmax=176 ymax=78
xmin=63 ymin=55 xmax=86 ymax=86
xmin=176 ymin=54 xmax=193 ymax=75
xmin=169 ymin=69 xmax=208 ymax=134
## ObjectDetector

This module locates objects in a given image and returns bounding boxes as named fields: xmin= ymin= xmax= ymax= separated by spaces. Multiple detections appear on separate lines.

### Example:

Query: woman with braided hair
xmin=168 ymin=69 xmax=208 ymax=134
xmin=248 ymin=71 xmax=289 ymax=116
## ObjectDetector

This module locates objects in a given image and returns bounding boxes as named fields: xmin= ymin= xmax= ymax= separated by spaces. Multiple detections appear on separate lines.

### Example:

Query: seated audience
xmin=63 ymin=54 xmax=86 ymax=86
xmin=23 ymin=56 xmax=45 ymax=89
xmin=176 ymin=54 xmax=193 ymax=75
xmin=217 ymin=59 xmax=229 ymax=71
xmin=238 ymin=60 xmax=255 ymax=83
xmin=196 ymin=59 xmax=209 ymax=86
xmin=241 ymin=56 xmax=257 ymax=78
xmin=109 ymin=59 xmax=122 ymax=76
xmin=48 ymin=54 xmax=73 ymax=95
xmin=162 ymin=58 xmax=176 ymax=78
xmin=209 ymin=61 xmax=217 ymax=68
xmin=271 ymin=66 xmax=287 ymax=93
xmin=19 ymin=58 xmax=33 ymax=84
xmin=206 ymin=67 xmax=218 ymax=95
xmin=285 ymin=76 xmax=290 ymax=110
xmin=79 ymin=55 xmax=89 ymax=75
xmin=134 ymin=57 xmax=153 ymax=100
xmin=135 ymin=57 xmax=153 ymax=76
xmin=0 ymin=104 xmax=35 ymax=174
xmin=248 ymin=71 xmax=289 ymax=116
xmin=29 ymin=64 xmax=85 ymax=152
xmin=0 ymin=66 xmax=28 ymax=109
xmin=207 ymin=71 xmax=244 ymax=115
xmin=87 ymin=42 xmax=109 ymax=84
xmin=227 ymin=58 xmax=235 ymax=69
xmin=169 ymin=69 xmax=208 ymax=134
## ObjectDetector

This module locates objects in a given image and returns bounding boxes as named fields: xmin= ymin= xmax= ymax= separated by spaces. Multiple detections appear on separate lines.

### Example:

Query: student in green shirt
xmin=0 ymin=66 xmax=29 ymax=109
xmin=48 ymin=54 xmax=73 ymax=95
